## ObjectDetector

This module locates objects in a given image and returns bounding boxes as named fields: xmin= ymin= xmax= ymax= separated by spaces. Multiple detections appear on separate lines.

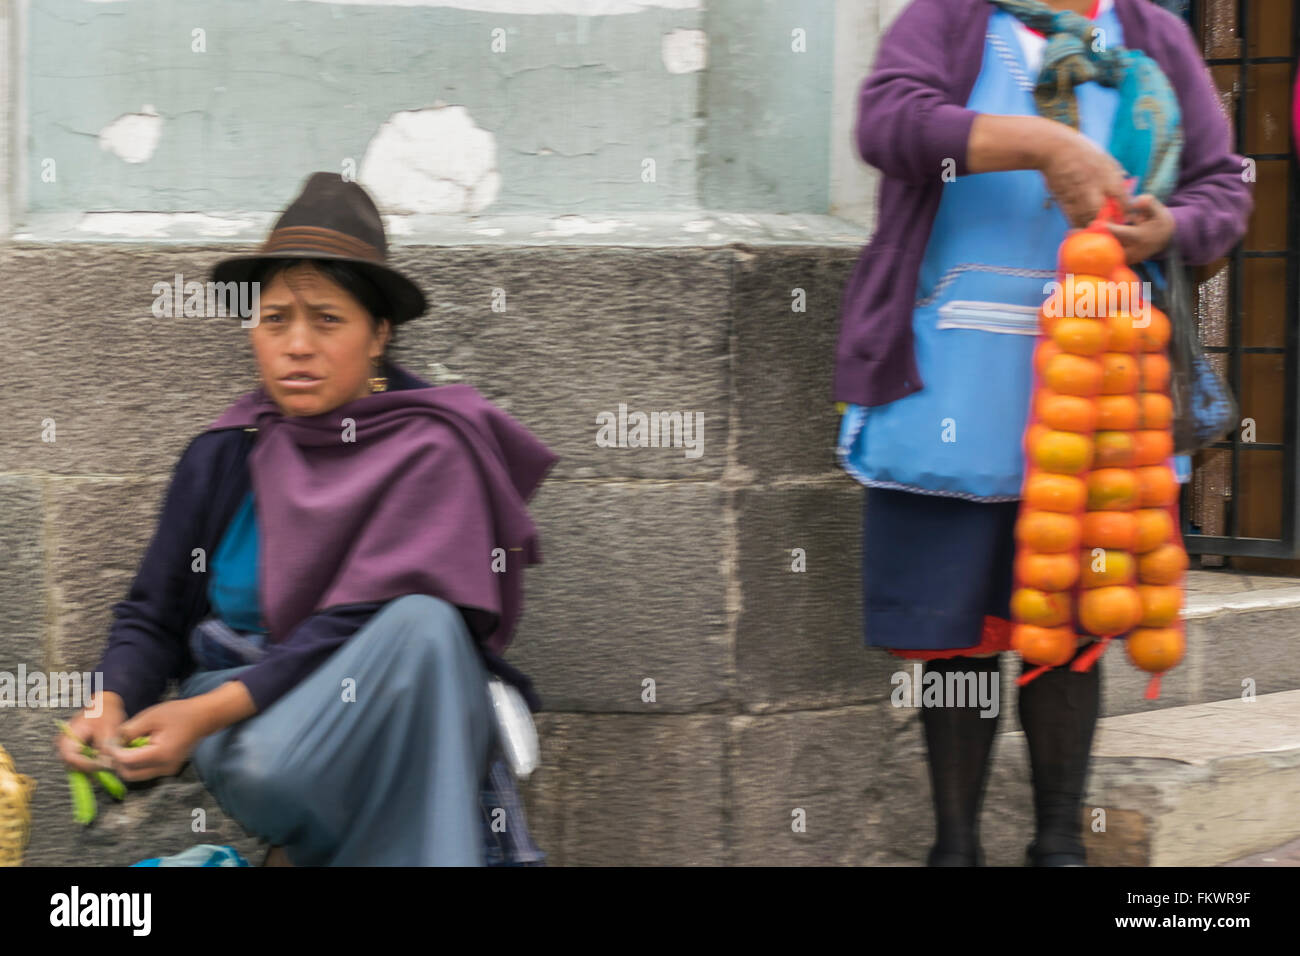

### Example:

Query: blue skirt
xmin=179 ymin=594 xmax=521 ymax=866
xmin=861 ymin=486 xmax=1019 ymax=651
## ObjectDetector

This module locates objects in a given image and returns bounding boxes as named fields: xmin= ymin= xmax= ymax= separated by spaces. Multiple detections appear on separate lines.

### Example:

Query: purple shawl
xmin=207 ymin=365 xmax=556 ymax=654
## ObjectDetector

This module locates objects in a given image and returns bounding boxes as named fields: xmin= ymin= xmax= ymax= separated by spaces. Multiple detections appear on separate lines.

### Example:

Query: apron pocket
xmin=937 ymin=300 xmax=1041 ymax=335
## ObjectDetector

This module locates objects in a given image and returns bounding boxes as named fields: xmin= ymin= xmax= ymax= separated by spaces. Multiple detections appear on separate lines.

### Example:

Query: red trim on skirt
xmin=887 ymin=615 xmax=1014 ymax=660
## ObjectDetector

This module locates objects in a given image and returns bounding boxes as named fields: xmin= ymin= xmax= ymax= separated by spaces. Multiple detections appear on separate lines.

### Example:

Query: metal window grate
xmin=1181 ymin=0 xmax=1300 ymax=558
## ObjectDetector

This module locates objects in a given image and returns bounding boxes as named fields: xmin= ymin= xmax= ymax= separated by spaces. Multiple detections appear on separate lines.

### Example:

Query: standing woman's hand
xmin=1037 ymin=123 xmax=1131 ymax=228
xmin=966 ymin=115 xmax=1129 ymax=228
xmin=1104 ymin=194 xmax=1176 ymax=264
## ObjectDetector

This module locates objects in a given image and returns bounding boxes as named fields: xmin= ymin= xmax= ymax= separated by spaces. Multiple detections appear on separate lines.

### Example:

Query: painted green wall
xmin=22 ymin=0 xmax=835 ymax=217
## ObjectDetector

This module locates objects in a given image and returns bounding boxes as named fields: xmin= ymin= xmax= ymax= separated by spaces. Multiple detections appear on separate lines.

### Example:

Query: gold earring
xmin=368 ymin=357 xmax=388 ymax=393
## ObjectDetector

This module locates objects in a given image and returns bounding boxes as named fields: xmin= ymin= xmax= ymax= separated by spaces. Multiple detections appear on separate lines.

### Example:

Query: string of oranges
xmin=1011 ymin=200 xmax=1188 ymax=699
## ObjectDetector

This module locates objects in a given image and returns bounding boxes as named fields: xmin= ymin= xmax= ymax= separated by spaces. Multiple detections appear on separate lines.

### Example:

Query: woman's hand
xmin=105 ymin=681 xmax=257 ymax=782
xmin=967 ymin=115 xmax=1128 ymax=227
xmin=1105 ymin=194 xmax=1176 ymax=264
xmin=56 ymin=692 xmax=126 ymax=773
xmin=1037 ymin=124 xmax=1131 ymax=229
xmin=105 ymin=699 xmax=210 ymax=782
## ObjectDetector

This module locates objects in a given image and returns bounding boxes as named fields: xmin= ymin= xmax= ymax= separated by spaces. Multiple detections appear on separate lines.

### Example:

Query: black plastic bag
xmin=1135 ymin=241 xmax=1238 ymax=455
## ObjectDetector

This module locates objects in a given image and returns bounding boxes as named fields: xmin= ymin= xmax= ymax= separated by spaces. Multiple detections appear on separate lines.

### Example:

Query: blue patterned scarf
xmin=988 ymin=0 xmax=1183 ymax=200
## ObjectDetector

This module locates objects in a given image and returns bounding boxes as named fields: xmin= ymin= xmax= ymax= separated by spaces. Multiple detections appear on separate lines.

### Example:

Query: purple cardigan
xmin=834 ymin=0 xmax=1254 ymax=407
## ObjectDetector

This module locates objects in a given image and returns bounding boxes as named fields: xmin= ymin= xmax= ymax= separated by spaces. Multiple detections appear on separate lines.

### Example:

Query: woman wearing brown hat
xmin=56 ymin=172 xmax=556 ymax=866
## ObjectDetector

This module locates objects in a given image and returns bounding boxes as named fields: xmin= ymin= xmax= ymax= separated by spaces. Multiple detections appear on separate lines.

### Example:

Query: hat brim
xmin=211 ymin=252 xmax=427 ymax=324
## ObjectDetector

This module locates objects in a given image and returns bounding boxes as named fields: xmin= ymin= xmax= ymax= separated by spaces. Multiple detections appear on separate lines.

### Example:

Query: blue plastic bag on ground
xmin=131 ymin=845 xmax=250 ymax=867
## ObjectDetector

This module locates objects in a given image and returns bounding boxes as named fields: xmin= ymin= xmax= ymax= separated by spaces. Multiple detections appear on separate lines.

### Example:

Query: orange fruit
xmin=1037 ymin=391 xmax=1097 ymax=433
xmin=1078 ymin=585 xmax=1143 ymax=636
xmin=1015 ymin=510 xmax=1082 ymax=553
xmin=1138 ymin=307 xmax=1171 ymax=352
xmin=1024 ymin=472 xmax=1088 ymax=513
xmin=1025 ymin=422 xmax=1050 ymax=453
xmin=1080 ymin=511 xmax=1138 ymax=550
xmin=1044 ymin=353 xmax=1103 ymax=397
xmin=1087 ymin=468 xmax=1139 ymax=511
xmin=1031 ymin=429 xmax=1093 ymax=474
xmin=1139 ymin=392 xmax=1174 ymax=429
xmin=1035 ymin=339 xmax=1063 ymax=377
xmin=1132 ymin=430 xmax=1173 ymax=467
xmin=1099 ymin=352 xmax=1139 ymax=394
xmin=1012 ymin=624 xmax=1077 ymax=667
xmin=1016 ymin=551 xmax=1080 ymax=591
xmin=1134 ymin=508 xmax=1174 ymax=552
xmin=1041 ymin=284 xmax=1070 ymax=321
xmin=1126 ymin=626 xmax=1185 ymax=672
xmin=1104 ymin=311 xmax=1141 ymax=352
xmin=1140 ymin=353 xmax=1171 ymax=392
xmin=1062 ymin=274 xmax=1117 ymax=319
xmin=1052 ymin=318 xmax=1107 ymax=356
xmin=1113 ymin=266 xmax=1144 ymax=307
xmin=1138 ymin=543 xmax=1188 ymax=585
xmin=1011 ymin=588 xmax=1072 ymax=627
xmin=1137 ymin=585 xmax=1182 ymax=627
xmin=1093 ymin=430 xmax=1135 ymax=468
xmin=1135 ymin=465 xmax=1179 ymax=507
xmin=1095 ymin=394 xmax=1139 ymax=430
xmin=1060 ymin=229 xmax=1124 ymax=278
xmin=1039 ymin=301 xmax=1061 ymax=336
xmin=1079 ymin=548 xmax=1136 ymax=588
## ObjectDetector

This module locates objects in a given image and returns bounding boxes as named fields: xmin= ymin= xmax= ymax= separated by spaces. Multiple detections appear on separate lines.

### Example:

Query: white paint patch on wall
xmin=531 ymin=214 xmax=633 ymax=237
xmin=360 ymin=106 xmax=500 ymax=214
xmin=98 ymin=105 xmax=162 ymax=164
xmin=661 ymin=28 xmax=706 ymax=74
xmin=287 ymin=0 xmax=698 ymax=12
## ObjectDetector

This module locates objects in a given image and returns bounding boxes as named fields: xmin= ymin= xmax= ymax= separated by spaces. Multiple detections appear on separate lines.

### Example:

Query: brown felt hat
xmin=210 ymin=171 xmax=427 ymax=323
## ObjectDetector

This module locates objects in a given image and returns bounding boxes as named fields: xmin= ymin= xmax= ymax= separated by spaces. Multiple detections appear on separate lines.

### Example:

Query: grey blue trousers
xmin=178 ymin=594 xmax=494 ymax=866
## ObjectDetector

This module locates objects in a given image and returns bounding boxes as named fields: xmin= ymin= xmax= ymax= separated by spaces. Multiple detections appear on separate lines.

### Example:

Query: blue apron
xmin=838 ymin=9 xmax=1189 ymax=497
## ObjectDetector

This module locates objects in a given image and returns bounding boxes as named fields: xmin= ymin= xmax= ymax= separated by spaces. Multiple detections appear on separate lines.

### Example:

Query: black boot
xmin=918 ymin=654 xmax=1003 ymax=866
xmin=1017 ymin=645 xmax=1101 ymax=867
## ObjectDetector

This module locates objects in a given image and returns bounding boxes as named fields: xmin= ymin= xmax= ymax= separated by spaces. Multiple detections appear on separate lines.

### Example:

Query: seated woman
xmin=55 ymin=172 xmax=556 ymax=866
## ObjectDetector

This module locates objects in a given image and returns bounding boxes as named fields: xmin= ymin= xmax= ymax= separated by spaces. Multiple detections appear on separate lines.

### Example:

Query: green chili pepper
xmin=67 ymin=770 xmax=95 ymax=825
xmin=93 ymin=770 xmax=126 ymax=801
xmin=57 ymin=721 xmax=145 ymax=810
xmin=57 ymin=720 xmax=84 ymax=747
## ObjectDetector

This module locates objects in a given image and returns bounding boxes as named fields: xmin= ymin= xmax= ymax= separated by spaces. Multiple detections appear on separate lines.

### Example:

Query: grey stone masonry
xmin=2 ymin=234 xmax=1295 ymax=866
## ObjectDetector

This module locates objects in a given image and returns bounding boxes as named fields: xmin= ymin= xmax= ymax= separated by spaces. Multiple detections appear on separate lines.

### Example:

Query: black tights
xmin=918 ymin=645 xmax=1101 ymax=866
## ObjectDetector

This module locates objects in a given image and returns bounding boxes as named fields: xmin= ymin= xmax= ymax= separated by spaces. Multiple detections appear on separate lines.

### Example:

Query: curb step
xmin=1076 ymin=688 xmax=1300 ymax=866
xmin=1099 ymin=570 xmax=1300 ymax=717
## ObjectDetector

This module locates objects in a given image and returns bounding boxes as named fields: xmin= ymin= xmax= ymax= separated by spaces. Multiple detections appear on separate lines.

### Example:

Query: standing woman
xmin=56 ymin=172 xmax=555 ymax=866
xmin=835 ymin=0 xmax=1250 ymax=865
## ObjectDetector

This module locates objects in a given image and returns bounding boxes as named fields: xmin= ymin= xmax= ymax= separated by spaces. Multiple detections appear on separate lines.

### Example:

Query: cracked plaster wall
xmin=20 ymin=0 xmax=850 ymax=220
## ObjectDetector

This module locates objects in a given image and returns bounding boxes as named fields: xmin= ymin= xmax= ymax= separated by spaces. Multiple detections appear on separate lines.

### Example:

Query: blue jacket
xmin=95 ymin=361 xmax=541 ymax=718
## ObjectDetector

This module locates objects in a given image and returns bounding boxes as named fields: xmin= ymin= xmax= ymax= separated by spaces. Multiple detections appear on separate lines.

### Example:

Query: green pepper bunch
xmin=58 ymin=721 xmax=150 ymax=826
